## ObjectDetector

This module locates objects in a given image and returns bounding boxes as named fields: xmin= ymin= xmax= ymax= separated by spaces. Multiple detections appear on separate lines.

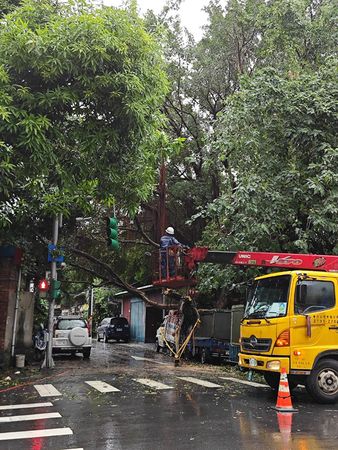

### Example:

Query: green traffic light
xmin=107 ymin=228 xmax=118 ymax=239
xmin=106 ymin=216 xmax=119 ymax=250
xmin=106 ymin=217 xmax=118 ymax=228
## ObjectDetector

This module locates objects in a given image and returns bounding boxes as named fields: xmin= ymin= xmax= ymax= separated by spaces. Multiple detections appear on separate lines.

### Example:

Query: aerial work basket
xmin=152 ymin=246 xmax=198 ymax=288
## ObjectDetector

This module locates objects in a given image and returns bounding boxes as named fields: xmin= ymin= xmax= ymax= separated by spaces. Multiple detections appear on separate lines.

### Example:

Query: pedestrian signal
xmin=38 ymin=279 xmax=49 ymax=292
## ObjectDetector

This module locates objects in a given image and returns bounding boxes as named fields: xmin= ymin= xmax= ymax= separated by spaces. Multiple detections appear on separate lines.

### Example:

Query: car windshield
xmin=57 ymin=319 xmax=86 ymax=330
xmin=244 ymin=275 xmax=291 ymax=319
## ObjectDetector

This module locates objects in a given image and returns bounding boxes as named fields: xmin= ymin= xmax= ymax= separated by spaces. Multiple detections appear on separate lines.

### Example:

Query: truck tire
xmin=306 ymin=359 xmax=338 ymax=404
xmin=263 ymin=372 xmax=298 ymax=391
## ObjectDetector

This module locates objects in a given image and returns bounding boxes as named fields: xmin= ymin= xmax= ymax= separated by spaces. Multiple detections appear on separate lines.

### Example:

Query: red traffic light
xmin=38 ymin=278 xmax=49 ymax=292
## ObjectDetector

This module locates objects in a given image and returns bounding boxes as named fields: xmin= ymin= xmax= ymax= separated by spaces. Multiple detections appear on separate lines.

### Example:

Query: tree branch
xmin=134 ymin=216 xmax=159 ymax=248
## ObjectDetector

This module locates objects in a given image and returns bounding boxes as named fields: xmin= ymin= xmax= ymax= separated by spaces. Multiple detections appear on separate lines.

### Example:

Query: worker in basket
xmin=160 ymin=226 xmax=185 ymax=278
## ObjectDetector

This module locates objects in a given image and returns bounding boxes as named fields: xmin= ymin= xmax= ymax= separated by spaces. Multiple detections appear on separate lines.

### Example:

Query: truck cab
xmin=239 ymin=270 xmax=338 ymax=403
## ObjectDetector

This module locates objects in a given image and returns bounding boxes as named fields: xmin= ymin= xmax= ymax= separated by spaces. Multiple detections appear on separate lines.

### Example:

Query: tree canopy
xmin=0 ymin=0 xmax=168 ymax=231
xmin=1 ymin=0 xmax=337 ymax=310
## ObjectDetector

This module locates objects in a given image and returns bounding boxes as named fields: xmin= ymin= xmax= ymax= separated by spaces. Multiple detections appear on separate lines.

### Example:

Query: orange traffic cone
xmin=272 ymin=368 xmax=298 ymax=412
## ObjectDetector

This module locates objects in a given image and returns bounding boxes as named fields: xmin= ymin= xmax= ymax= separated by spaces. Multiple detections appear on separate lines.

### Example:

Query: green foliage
xmin=197 ymin=62 xmax=338 ymax=292
xmin=0 ymin=0 xmax=168 ymax=230
xmin=153 ymin=0 xmax=337 ymax=298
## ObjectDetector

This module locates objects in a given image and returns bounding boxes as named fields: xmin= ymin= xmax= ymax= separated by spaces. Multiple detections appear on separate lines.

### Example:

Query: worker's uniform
xmin=160 ymin=234 xmax=181 ymax=278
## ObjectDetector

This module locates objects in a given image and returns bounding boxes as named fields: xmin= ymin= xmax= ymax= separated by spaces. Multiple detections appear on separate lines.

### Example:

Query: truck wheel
xmin=263 ymin=372 xmax=298 ymax=391
xmin=306 ymin=359 xmax=338 ymax=404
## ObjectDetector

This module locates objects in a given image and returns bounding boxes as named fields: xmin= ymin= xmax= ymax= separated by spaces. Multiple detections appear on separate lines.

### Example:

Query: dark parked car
xmin=97 ymin=317 xmax=130 ymax=343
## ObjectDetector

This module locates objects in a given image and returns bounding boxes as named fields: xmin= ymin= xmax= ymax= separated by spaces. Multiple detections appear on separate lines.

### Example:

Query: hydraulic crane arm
xmin=185 ymin=247 xmax=338 ymax=272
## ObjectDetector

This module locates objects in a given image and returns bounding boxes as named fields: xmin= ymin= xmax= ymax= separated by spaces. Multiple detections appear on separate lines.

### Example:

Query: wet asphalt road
xmin=0 ymin=341 xmax=337 ymax=450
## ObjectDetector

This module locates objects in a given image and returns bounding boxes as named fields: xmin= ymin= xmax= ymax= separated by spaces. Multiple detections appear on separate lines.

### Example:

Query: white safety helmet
xmin=165 ymin=226 xmax=174 ymax=235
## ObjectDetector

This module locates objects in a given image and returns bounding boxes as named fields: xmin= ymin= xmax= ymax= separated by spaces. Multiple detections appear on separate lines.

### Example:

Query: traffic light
xmin=51 ymin=279 xmax=61 ymax=300
xmin=38 ymin=278 xmax=49 ymax=292
xmin=106 ymin=216 xmax=119 ymax=250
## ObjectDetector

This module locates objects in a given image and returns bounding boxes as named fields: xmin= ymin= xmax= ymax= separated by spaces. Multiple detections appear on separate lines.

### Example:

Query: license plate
xmin=249 ymin=358 xmax=257 ymax=367
xmin=116 ymin=328 xmax=122 ymax=332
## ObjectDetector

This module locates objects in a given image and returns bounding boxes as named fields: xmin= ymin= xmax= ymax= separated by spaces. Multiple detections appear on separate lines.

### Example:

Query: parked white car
xmin=52 ymin=316 xmax=92 ymax=358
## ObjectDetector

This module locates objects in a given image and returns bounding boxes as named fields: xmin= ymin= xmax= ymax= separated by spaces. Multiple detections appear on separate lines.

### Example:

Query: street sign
xmin=47 ymin=244 xmax=65 ymax=263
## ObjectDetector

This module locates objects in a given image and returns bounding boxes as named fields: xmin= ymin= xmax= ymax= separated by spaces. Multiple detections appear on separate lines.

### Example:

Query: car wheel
xmin=97 ymin=333 xmax=101 ymax=342
xmin=263 ymin=372 xmax=298 ymax=391
xmin=83 ymin=348 xmax=91 ymax=359
xmin=306 ymin=359 xmax=338 ymax=404
xmin=103 ymin=333 xmax=108 ymax=343
xmin=155 ymin=339 xmax=160 ymax=353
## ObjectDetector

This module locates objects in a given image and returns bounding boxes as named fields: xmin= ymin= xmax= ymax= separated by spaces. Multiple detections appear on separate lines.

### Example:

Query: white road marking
xmin=131 ymin=356 xmax=166 ymax=365
xmin=34 ymin=384 xmax=62 ymax=397
xmin=177 ymin=377 xmax=222 ymax=388
xmin=0 ymin=412 xmax=61 ymax=423
xmin=133 ymin=378 xmax=173 ymax=390
xmin=219 ymin=376 xmax=268 ymax=388
xmin=85 ymin=381 xmax=120 ymax=393
xmin=0 ymin=402 xmax=53 ymax=411
xmin=0 ymin=427 xmax=73 ymax=441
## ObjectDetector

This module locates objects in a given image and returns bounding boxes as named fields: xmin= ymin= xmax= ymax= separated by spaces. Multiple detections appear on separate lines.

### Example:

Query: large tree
xmin=0 ymin=0 xmax=168 ymax=232
xmin=195 ymin=0 xmax=338 ymax=297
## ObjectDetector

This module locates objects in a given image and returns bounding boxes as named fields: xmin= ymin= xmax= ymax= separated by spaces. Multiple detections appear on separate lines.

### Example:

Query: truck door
xmin=290 ymin=276 xmax=337 ymax=371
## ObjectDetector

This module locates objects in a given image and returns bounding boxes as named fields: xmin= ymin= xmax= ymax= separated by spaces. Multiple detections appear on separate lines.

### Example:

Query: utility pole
xmin=43 ymin=215 xmax=60 ymax=368
xmin=90 ymin=285 xmax=94 ymax=337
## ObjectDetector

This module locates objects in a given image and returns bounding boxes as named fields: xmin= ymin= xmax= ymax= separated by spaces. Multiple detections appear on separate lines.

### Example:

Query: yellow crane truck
xmin=171 ymin=248 xmax=338 ymax=404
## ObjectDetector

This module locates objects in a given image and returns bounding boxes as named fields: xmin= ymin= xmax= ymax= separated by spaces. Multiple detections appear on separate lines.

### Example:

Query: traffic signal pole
xmin=43 ymin=215 xmax=59 ymax=369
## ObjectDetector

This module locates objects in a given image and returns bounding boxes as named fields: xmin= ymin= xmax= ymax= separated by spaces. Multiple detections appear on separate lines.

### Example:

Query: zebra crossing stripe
xmin=0 ymin=427 xmax=73 ymax=441
xmin=85 ymin=381 xmax=120 ymax=393
xmin=219 ymin=377 xmax=268 ymax=388
xmin=0 ymin=402 xmax=53 ymax=411
xmin=0 ymin=412 xmax=61 ymax=423
xmin=131 ymin=356 xmax=166 ymax=365
xmin=177 ymin=377 xmax=222 ymax=388
xmin=133 ymin=378 xmax=173 ymax=390
xmin=34 ymin=384 xmax=62 ymax=397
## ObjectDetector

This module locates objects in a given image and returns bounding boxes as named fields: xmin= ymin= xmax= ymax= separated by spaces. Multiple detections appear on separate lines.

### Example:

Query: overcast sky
xmin=103 ymin=0 xmax=213 ymax=39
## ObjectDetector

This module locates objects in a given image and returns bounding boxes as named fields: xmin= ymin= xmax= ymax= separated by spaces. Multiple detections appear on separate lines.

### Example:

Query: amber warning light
xmin=38 ymin=278 xmax=49 ymax=292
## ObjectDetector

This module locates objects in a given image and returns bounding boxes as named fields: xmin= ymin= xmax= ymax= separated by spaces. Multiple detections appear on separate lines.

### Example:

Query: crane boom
xmin=185 ymin=247 xmax=338 ymax=272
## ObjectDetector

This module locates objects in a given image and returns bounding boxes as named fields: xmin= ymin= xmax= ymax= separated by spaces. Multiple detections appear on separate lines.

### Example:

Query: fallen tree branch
xmin=68 ymin=246 xmax=178 ymax=309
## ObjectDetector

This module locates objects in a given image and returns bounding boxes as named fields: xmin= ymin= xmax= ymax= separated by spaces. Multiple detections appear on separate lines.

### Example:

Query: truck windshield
xmin=244 ymin=275 xmax=291 ymax=319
